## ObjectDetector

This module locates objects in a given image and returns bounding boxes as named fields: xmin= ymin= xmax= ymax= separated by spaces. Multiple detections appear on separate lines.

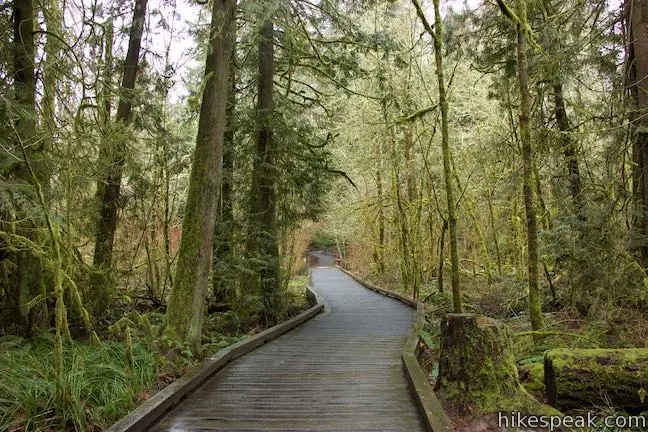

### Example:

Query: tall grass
xmin=0 ymin=334 xmax=162 ymax=431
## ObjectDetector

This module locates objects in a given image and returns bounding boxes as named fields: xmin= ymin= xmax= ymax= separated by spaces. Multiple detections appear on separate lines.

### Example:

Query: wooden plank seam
xmin=337 ymin=266 xmax=455 ymax=432
xmin=105 ymin=283 xmax=325 ymax=432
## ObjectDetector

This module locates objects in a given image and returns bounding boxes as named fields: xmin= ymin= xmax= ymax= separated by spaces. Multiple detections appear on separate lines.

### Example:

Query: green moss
xmin=438 ymin=314 xmax=561 ymax=416
xmin=519 ymin=362 xmax=544 ymax=393
xmin=545 ymin=348 xmax=648 ymax=410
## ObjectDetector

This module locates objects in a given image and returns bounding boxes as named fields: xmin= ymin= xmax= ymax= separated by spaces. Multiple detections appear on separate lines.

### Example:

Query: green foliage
xmin=310 ymin=229 xmax=337 ymax=249
xmin=539 ymin=202 xmax=646 ymax=315
xmin=419 ymin=329 xmax=436 ymax=350
xmin=0 ymin=334 xmax=162 ymax=431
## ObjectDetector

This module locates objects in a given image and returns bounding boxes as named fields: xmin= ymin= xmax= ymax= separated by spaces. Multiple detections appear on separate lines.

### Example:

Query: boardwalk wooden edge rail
xmin=105 ymin=284 xmax=325 ymax=432
xmin=338 ymin=266 xmax=454 ymax=432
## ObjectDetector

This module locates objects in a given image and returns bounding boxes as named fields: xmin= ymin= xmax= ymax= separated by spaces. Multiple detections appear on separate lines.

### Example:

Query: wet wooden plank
xmin=149 ymin=268 xmax=426 ymax=431
xmin=337 ymin=267 xmax=418 ymax=308
xmin=106 ymin=287 xmax=323 ymax=432
xmin=340 ymin=268 xmax=454 ymax=432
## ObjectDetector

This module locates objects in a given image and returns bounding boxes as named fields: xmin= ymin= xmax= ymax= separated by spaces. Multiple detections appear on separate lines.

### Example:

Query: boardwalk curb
xmin=338 ymin=267 xmax=454 ymax=432
xmin=105 ymin=284 xmax=324 ymax=432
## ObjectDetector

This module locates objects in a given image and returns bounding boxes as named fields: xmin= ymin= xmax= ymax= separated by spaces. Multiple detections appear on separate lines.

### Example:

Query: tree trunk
xmin=438 ymin=219 xmax=448 ymax=293
xmin=246 ymin=9 xmax=283 ymax=326
xmin=163 ymin=0 xmax=235 ymax=347
xmin=515 ymin=0 xmax=543 ymax=333
xmin=627 ymin=0 xmax=648 ymax=268
xmin=437 ymin=314 xmax=555 ymax=414
xmin=430 ymin=0 xmax=462 ymax=312
xmin=12 ymin=0 xmax=48 ymax=334
xmin=92 ymin=0 xmax=148 ymax=301
xmin=212 ymin=25 xmax=237 ymax=307
xmin=100 ymin=18 xmax=114 ymax=126
xmin=486 ymin=187 xmax=503 ymax=275
xmin=545 ymin=348 xmax=648 ymax=412
xmin=373 ymin=138 xmax=386 ymax=275
xmin=382 ymin=97 xmax=416 ymax=298
xmin=553 ymin=83 xmax=583 ymax=213
xmin=42 ymin=0 xmax=63 ymax=188
xmin=413 ymin=0 xmax=461 ymax=310
xmin=451 ymin=155 xmax=493 ymax=283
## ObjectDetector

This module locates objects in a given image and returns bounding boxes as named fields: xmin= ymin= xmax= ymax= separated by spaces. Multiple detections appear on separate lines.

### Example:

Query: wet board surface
xmin=149 ymin=267 xmax=425 ymax=431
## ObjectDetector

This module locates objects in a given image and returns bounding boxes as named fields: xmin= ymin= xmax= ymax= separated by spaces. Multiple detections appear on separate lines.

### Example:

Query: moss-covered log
xmin=437 ymin=314 xmax=558 ymax=414
xmin=545 ymin=348 xmax=648 ymax=412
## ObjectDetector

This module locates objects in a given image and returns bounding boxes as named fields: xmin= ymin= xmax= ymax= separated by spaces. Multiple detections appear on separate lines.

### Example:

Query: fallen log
xmin=436 ymin=313 xmax=558 ymax=415
xmin=544 ymin=348 xmax=648 ymax=412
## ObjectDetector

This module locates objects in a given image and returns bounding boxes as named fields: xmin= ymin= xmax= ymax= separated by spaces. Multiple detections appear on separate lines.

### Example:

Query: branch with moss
xmin=411 ymin=0 xmax=435 ymax=38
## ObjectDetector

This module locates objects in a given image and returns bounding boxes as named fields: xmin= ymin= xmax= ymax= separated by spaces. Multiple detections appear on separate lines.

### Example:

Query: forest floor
xmin=348 ymin=266 xmax=648 ymax=431
xmin=0 ymin=276 xmax=313 ymax=432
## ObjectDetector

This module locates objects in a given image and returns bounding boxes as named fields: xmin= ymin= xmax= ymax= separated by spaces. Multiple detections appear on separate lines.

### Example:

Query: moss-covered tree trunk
xmin=514 ymin=0 xmax=543 ymax=333
xmin=429 ymin=0 xmax=462 ymax=312
xmin=437 ymin=314 xmax=556 ymax=414
xmin=372 ymin=137 xmax=386 ymax=275
xmin=553 ymin=83 xmax=583 ymax=213
xmin=212 ymin=25 xmax=237 ymax=308
xmin=437 ymin=219 xmax=447 ymax=293
xmin=545 ymin=348 xmax=648 ymax=412
xmin=42 ymin=0 xmax=63 ymax=189
xmin=627 ymin=0 xmax=648 ymax=268
xmin=451 ymin=155 xmax=493 ymax=283
xmin=100 ymin=18 xmax=114 ymax=126
xmin=92 ymin=0 xmax=148 ymax=314
xmin=411 ymin=0 xmax=461 ymax=309
xmin=163 ymin=0 xmax=235 ymax=347
xmin=12 ymin=0 xmax=48 ymax=334
xmin=246 ymin=11 xmax=283 ymax=326
xmin=382 ymin=94 xmax=416 ymax=299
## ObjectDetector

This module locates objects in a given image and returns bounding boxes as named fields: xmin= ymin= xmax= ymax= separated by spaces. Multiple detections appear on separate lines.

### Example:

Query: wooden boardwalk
xmin=149 ymin=267 xmax=426 ymax=431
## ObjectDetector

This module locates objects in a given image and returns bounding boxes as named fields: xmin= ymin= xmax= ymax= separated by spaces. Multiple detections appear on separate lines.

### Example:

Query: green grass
xmin=0 ymin=333 xmax=163 ymax=431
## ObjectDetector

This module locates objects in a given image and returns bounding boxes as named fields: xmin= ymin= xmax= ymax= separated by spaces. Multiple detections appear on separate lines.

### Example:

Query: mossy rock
xmin=437 ymin=314 xmax=559 ymax=416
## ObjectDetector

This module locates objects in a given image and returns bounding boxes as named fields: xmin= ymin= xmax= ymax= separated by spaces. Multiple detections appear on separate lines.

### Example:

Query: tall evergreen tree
xmin=245 ymin=3 xmax=283 ymax=326
xmin=12 ymin=0 xmax=47 ymax=333
xmin=627 ymin=0 xmax=648 ymax=268
xmin=164 ymin=0 xmax=236 ymax=347
xmin=93 ymin=0 xmax=148 ymax=313
xmin=513 ymin=0 xmax=543 ymax=332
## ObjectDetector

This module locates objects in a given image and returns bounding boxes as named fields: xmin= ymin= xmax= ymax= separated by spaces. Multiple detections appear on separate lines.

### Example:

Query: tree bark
xmin=438 ymin=219 xmax=448 ymax=293
xmin=93 ymin=0 xmax=148 ymax=279
xmin=437 ymin=314 xmax=555 ymax=414
xmin=515 ymin=0 xmax=543 ymax=333
xmin=451 ymin=155 xmax=493 ymax=283
xmin=100 ymin=18 xmax=114 ymax=126
xmin=373 ymin=138 xmax=386 ymax=275
xmin=553 ymin=83 xmax=583 ymax=213
xmin=212 ymin=31 xmax=237 ymax=307
xmin=627 ymin=0 xmax=648 ymax=268
xmin=42 ymin=0 xmax=63 ymax=188
xmin=430 ymin=0 xmax=462 ymax=312
xmin=247 ymin=12 xmax=283 ymax=326
xmin=163 ymin=0 xmax=235 ymax=347
xmin=545 ymin=348 xmax=648 ymax=412
xmin=12 ymin=0 xmax=48 ymax=333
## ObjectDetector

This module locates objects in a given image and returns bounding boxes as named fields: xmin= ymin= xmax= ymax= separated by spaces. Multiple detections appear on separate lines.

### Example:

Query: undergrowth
xmin=0 ymin=334 xmax=163 ymax=431
xmin=0 ymin=276 xmax=314 ymax=431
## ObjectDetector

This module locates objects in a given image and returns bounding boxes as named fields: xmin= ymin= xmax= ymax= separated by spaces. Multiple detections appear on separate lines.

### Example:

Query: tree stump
xmin=436 ymin=313 xmax=557 ymax=414
xmin=545 ymin=348 xmax=648 ymax=412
